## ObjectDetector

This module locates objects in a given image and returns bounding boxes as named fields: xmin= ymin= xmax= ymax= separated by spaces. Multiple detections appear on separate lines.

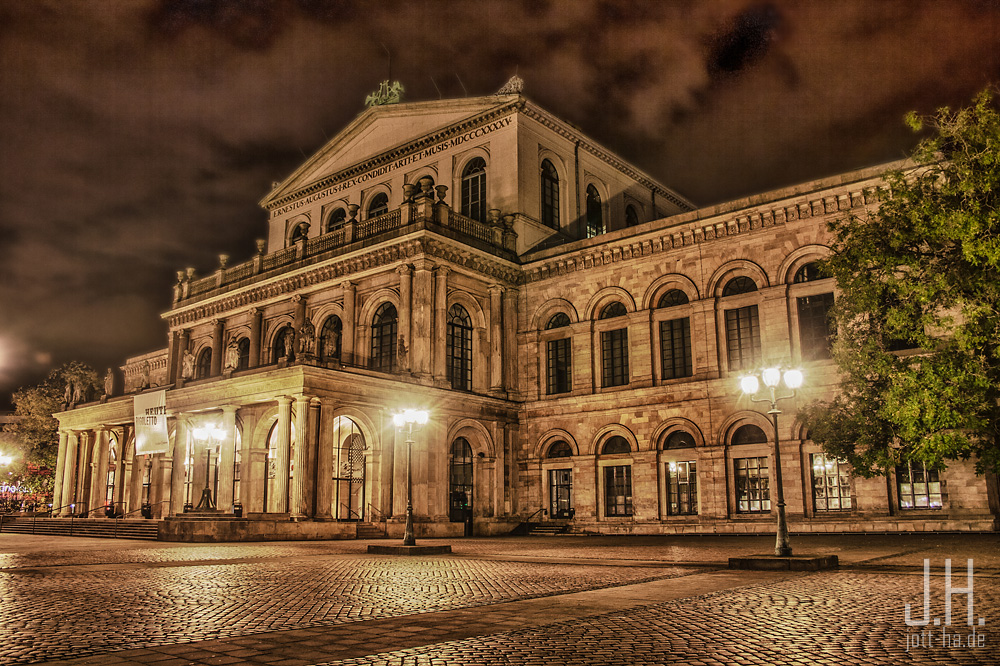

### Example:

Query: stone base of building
xmin=561 ymin=516 xmax=999 ymax=535
xmin=159 ymin=515 xmax=358 ymax=542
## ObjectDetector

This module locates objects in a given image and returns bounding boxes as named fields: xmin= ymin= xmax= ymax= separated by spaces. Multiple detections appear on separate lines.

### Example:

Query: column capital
xmin=277 ymin=395 xmax=294 ymax=406
xmin=435 ymin=265 xmax=451 ymax=278
xmin=249 ymin=306 xmax=260 ymax=316
xmin=212 ymin=318 xmax=224 ymax=327
xmin=341 ymin=280 xmax=356 ymax=292
xmin=220 ymin=405 xmax=239 ymax=415
xmin=396 ymin=263 xmax=413 ymax=276
xmin=488 ymin=284 xmax=505 ymax=295
xmin=291 ymin=294 xmax=303 ymax=303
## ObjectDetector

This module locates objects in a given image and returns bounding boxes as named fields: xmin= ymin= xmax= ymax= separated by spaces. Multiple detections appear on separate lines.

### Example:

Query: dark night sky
xmin=2 ymin=0 xmax=1000 ymax=406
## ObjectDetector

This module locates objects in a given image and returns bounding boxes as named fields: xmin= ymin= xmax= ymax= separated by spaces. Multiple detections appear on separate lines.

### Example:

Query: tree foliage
xmin=3 ymin=362 xmax=100 ymax=495
xmin=800 ymin=89 xmax=1000 ymax=477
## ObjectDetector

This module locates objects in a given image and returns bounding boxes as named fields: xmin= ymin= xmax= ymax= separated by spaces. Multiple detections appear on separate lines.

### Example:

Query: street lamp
xmin=192 ymin=424 xmax=226 ymax=511
xmin=739 ymin=367 xmax=803 ymax=557
xmin=392 ymin=409 xmax=428 ymax=547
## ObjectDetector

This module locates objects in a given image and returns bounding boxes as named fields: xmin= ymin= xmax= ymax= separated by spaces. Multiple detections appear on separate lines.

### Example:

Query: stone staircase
xmin=356 ymin=522 xmax=387 ymax=539
xmin=0 ymin=516 xmax=159 ymax=540
xmin=528 ymin=522 xmax=569 ymax=535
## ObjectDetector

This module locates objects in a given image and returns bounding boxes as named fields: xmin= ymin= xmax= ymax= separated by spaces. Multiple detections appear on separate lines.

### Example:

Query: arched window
xmin=547 ymin=440 xmax=573 ymax=458
xmin=723 ymin=276 xmax=758 ymax=296
xmin=657 ymin=289 xmax=689 ymax=308
xmin=586 ymin=185 xmax=604 ymax=238
xmin=289 ymin=223 xmax=308 ymax=243
xmin=195 ymin=348 xmax=212 ymax=379
xmin=272 ymin=326 xmax=295 ymax=363
xmin=794 ymin=262 xmax=824 ymax=283
xmin=449 ymin=438 xmax=473 ymax=523
xmin=546 ymin=312 xmax=571 ymax=329
xmin=327 ymin=208 xmax=347 ymax=232
xmin=540 ymin=159 xmax=560 ymax=229
xmin=732 ymin=424 xmax=768 ymax=445
xmin=599 ymin=302 xmax=627 ymax=319
xmin=625 ymin=204 xmax=639 ymax=227
xmin=601 ymin=436 xmax=631 ymax=455
xmin=236 ymin=338 xmax=250 ymax=370
xmin=663 ymin=431 xmax=696 ymax=449
xmin=446 ymin=304 xmax=473 ymax=390
xmin=367 ymin=193 xmax=389 ymax=219
xmin=370 ymin=303 xmax=397 ymax=371
xmin=461 ymin=157 xmax=487 ymax=223
xmin=320 ymin=315 xmax=342 ymax=362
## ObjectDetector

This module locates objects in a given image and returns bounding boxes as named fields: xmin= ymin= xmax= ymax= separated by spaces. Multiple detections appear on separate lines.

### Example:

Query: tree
xmin=3 ymin=362 xmax=101 ymax=498
xmin=800 ymin=89 xmax=1000 ymax=477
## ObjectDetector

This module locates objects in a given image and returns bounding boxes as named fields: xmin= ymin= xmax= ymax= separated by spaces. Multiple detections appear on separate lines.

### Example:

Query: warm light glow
xmin=0 ymin=454 xmax=12 ymax=466
xmin=192 ymin=427 xmax=207 ymax=441
xmin=784 ymin=369 xmax=804 ymax=389
xmin=739 ymin=375 xmax=759 ymax=395
xmin=192 ymin=424 xmax=225 ymax=441
xmin=394 ymin=409 xmax=429 ymax=428
xmin=762 ymin=367 xmax=781 ymax=388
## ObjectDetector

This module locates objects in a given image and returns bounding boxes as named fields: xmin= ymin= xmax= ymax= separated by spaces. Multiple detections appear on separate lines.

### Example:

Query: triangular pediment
xmin=263 ymin=96 xmax=517 ymax=207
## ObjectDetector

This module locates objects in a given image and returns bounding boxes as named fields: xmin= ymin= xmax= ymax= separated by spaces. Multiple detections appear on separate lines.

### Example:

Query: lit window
xmin=667 ymin=461 xmax=697 ymax=515
xmin=549 ymin=469 xmax=573 ymax=518
xmin=735 ymin=456 xmax=770 ymax=513
xmin=811 ymin=453 xmax=852 ymax=511
xmin=604 ymin=466 xmax=632 ymax=516
xmin=461 ymin=158 xmax=487 ymax=223
xmin=897 ymin=461 xmax=943 ymax=510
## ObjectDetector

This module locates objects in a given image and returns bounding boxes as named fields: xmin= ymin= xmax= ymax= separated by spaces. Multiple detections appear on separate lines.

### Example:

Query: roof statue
xmin=365 ymin=80 xmax=404 ymax=107
xmin=495 ymin=75 xmax=524 ymax=95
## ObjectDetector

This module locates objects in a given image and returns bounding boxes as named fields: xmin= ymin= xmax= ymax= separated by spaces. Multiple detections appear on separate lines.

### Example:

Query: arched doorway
xmin=332 ymin=416 xmax=367 ymax=521
xmin=449 ymin=437 xmax=473 ymax=533
xmin=262 ymin=420 xmax=296 ymax=513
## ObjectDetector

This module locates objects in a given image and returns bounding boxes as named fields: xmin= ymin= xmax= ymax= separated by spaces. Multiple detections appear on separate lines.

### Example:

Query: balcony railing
xmin=174 ymin=201 xmax=517 ymax=305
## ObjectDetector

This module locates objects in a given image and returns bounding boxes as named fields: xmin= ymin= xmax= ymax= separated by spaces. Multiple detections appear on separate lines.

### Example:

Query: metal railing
xmin=367 ymin=503 xmax=387 ymax=524
xmin=339 ymin=503 xmax=362 ymax=521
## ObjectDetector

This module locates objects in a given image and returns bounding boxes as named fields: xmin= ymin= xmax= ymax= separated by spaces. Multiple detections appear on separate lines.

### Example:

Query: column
xmin=315 ymin=399 xmax=335 ymax=520
xmin=289 ymin=395 xmax=311 ymax=519
xmin=307 ymin=398 xmax=321 ymax=517
xmin=210 ymin=319 xmax=224 ymax=376
xmin=167 ymin=330 xmax=179 ymax=385
xmin=90 ymin=428 xmax=111 ymax=512
xmin=274 ymin=396 xmax=293 ymax=513
xmin=52 ymin=430 xmax=69 ymax=512
xmin=489 ymin=285 xmax=504 ymax=392
xmin=431 ymin=265 xmax=449 ymax=378
xmin=396 ymin=264 xmax=412 ymax=371
xmin=170 ymin=419 xmax=190 ymax=514
xmin=60 ymin=431 xmax=79 ymax=515
xmin=176 ymin=329 xmax=190 ymax=385
xmin=249 ymin=307 xmax=262 ymax=368
xmin=341 ymin=281 xmax=356 ymax=365
xmin=216 ymin=405 xmax=239 ymax=512
xmin=503 ymin=287 xmax=519 ymax=395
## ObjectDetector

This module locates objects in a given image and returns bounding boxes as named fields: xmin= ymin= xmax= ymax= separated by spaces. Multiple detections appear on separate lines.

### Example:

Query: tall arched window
xmin=657 ymin=289 xmax=689 ymax=308
xmin=236 ymin=338 xmax=250 ymax=370
xmin=449 ymin=438 xmax=473 ymax=523
xmin=272 ymin=326 xmax=295 ymax=363
xmin=586 ymin=185 xmax=604 ymax=238
xmin=601 ymin=436 xmax=632 ymax=517
xmin=367 ymin=192 xmax=389 ymax=219
xmin=320 ymin=315 xmax=342 ymax=362
xmin=327 ymin=207 xmax=347 ymax=232
xmin=794 ymin=262 xmax=825 ymax=283
xmin=461 ymin=157 xmax=487 ymax=223
xmin=540 ymin=159 xmax=560 ymax=229
xmin=599 ymin=302 xmax=629 ymax=387
xmin=446 ymin=304 xmax=473 ymax=390
xmin=195 ymin=348 xmax=212 ymax=379
xmin=625 ymin=204 xmax=639 ymax=227
xmin=290 ymin=223 xmax=308 ymax=243
xmin=722 ymin=276 xmax=760 ymax=371
xmin=370 ymin=303 xmax=397 ymax=371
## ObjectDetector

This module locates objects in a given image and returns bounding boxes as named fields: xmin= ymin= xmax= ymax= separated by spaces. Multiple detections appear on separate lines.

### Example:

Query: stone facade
xmin=52 ymin=92 xmax=999 ymax=539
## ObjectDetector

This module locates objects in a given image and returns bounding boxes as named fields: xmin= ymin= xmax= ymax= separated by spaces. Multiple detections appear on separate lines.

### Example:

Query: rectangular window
xmin=659 ymin=317 xmax=693 ymax=379
xmin=734 ymin=456 xmax=770 ymax=513
xmin=725 ymin=305 xmax=761 ymax=371
xmin=604 ymin=465 xmax=633 ymax=516
xmin=546 ymin=337 xmax=572 ymax=394
xmin=811 ymin=453 xmax=852 ymax=511
xmin=667 ymin=461 xmax=698 ymax=515
xmin=897 ymin=461 xmax=943 ymax=510
xmin=797 ymin=293 xmax=835 ymax=361
xmin=549 ymin=469 xmax=573 ymax=518
xmin=601 ymin=328 xmax=629 ymax=387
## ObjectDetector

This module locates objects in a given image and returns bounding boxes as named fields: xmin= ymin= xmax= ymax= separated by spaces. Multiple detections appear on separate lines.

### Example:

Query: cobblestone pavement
xmin=319 ymin=570 xmax=1000 ymax=666
xmin=1 ymin=533 xmax=998 ymax=665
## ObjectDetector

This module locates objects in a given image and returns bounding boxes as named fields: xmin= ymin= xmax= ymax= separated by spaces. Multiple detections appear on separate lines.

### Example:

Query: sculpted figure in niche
xmin=181 ymin=349 xmax=196 ymax=380
xmin=397 ymin=334 xmax=408 ymax=370
xmin=139 ymin=361 xmax=151 ymax=389
xmin=224 ymin=338 xmax=240 ymax=370
xmin=282 ymin=329 xmax=294 ymax=359
xmin=298 ymin=319 xmax=316 ymax=355
xmin=104 ymin=368 xmax=114 ymax=397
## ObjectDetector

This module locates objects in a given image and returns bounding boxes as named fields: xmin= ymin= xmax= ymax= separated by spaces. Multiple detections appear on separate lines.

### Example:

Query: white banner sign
xmin=133 ymin=390 xmax=169 ymax=455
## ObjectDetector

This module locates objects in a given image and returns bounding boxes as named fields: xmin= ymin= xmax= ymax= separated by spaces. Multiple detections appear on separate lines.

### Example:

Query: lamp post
xmin=392 ymin=409 xmax=428 ymax=547
xmin=739 ymin=367 xmax=803 ymax=557
xmin=193 ymin=425 xmax=226 ymax=511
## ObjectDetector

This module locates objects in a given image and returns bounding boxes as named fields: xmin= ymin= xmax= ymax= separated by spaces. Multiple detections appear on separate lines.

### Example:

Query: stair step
xmin=0 ymin=518 xmax=159 ymax=540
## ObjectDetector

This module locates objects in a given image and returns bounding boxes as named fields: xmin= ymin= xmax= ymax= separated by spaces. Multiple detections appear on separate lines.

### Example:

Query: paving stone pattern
xmin=0 ymin=554 xmax=692 ymax=664
xmin=319 ymin=571 xmax=1000 ymax=666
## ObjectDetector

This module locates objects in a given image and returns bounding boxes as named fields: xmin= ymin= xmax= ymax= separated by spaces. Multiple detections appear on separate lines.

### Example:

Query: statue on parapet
xmin=224 ymin=337 xmax=240 ymax=371
xmin=365 ymin=80 xmax=404 ymax=107
xmin=298 ymin=319 xmax=316 ymax=356
xmin=181 ymin=350 xmax=195 ymax=380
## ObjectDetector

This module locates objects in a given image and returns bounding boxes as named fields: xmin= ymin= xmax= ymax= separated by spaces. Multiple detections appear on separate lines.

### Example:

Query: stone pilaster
xmin=341 ymin=281 xmax=356 ymax=365
xmin=216 ymin=405 xmax=239 ymax=512
xmin=397 ymin=264 xmax=413 ymax=372
xmin=489 ymin=285 xmax=504 ymax=392
xmin=249 ymin=307 xmax=262 ymax=368
xmin=431 ymin=265 xmax=449 ymax=378
xmin=273 ymin=396 xmax=293 ymax=513
xmin=210 ymin=320 xmax=224 ymax=376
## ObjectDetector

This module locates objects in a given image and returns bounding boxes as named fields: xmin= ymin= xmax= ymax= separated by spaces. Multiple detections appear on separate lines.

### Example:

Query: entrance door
xmin=449 ymin=438 xmax=473 ymax=533
xmin=549 ymin=469 xmax=573 ymax=518
xmin=333 ymin=419 xmax=366 ymax=521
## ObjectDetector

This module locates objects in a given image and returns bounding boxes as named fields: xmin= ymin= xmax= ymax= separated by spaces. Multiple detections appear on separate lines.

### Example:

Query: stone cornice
xmin=165 ymin=236 xmax=521 ymax=327
xmin=523 ymin=178 xmax=881 ymax=284
xmin=518 ymin=103 xmax=694 ymax=212
xmin=264 ymin=100 xmax=523 ymax=211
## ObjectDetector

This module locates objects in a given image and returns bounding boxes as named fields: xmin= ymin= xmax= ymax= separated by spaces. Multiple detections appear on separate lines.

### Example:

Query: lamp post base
xmin=194 ymin=488 xmax=216 ymax=511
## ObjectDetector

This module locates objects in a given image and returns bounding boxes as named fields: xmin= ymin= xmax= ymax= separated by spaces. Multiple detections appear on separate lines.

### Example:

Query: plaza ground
xmin=0 ymin=533 xmax=997 ymax=665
